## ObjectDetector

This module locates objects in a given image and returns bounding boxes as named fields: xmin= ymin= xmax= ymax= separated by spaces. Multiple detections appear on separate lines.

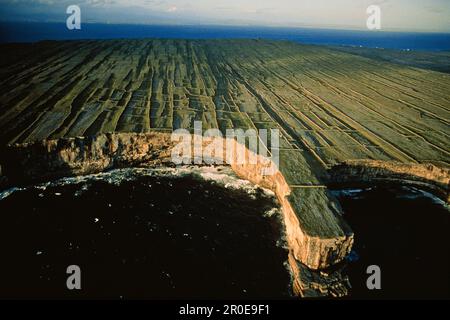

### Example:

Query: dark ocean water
xmin=1 ymin=22 xmax=450 ymax=51
xmin=334 ymin=186 xmax=450 ymax=300
xmin=0 ymin=169 xmax=290 ymax=299
xmin=0 ymin=168 xmax=448 ymax=299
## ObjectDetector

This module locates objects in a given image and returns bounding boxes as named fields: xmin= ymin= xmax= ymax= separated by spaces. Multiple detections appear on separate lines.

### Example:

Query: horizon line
xmin=1 ymin=19 xmax=450 ymax=35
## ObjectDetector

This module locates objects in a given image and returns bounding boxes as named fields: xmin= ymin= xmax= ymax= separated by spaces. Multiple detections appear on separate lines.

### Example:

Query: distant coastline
xmin=1 ymin=21 xmax=450 ymax=51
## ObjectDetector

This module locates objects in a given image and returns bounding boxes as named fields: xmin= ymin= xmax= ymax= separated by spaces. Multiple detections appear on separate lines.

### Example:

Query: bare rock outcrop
xmin=288 ymin=253 xmax=351 ymax=298
xmin=329 ymin=160 xmax=450 ymax=203
xmin=0 ymin=132 xmax=354 ymax=298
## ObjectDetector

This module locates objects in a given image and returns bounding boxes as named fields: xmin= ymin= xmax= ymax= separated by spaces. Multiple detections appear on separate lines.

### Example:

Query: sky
xmin=0 ymin=0 xmax=449 ymax=32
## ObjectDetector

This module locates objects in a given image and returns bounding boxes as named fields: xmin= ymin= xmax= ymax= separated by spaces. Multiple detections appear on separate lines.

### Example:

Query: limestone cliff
xmin=4 ymin=133 xmax=448 ymax=297
xmin=1 ymin=132 xmax=354 ymax=267
xmin=328 ymin=160 xmax=450 ymax=203
xmin=0 ymin=132 xmax=355 ymax=297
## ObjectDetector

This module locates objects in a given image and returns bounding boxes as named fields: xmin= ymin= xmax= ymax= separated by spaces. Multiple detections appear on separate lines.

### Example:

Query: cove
xmin=333 ymin=185 xmax=450 ymax=299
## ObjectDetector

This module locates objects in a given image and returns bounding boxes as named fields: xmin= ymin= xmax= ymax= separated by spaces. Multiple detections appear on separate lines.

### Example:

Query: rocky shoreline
xmin=328 ymin=160 xmax=450 ymax=204
xmin=1 ymin=132 xmax=448 ymax=298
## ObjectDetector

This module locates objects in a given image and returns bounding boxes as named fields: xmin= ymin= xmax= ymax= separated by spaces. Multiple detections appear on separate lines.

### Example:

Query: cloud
xmin=0 ymin=0 xmax=449 ymax=32
xmin=167 ymin=5 xmax=177 ymax=12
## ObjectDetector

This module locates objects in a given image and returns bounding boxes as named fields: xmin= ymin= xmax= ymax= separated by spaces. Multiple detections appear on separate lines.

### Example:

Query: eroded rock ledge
xmin=2 ymin=133 xmax=448 ymax=297
xmin=0 ymin=132 xmax=353 ymax=296
xmin=0 ymin=132 xmax=357 ymax=296
xmin=328 ymin=160 xmax=450 ymax=204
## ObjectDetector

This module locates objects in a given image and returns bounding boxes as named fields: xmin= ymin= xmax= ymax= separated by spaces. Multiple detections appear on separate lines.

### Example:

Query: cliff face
xmin=3 ymin=133 xmax=448 ymax=298
xmin=288 ymin=253 xmax=351 ymax=298
xmin=0 ymin=132 xmax=354 ymax=297
xmin=0 ymin=133 xmax=174 ymax=184
xmin=328 ymin=160 xmax=450 ymax=203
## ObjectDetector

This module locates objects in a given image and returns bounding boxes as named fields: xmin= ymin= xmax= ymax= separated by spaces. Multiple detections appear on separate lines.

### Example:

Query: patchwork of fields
xmin=1 ymin=39 xmax=449 ymax=170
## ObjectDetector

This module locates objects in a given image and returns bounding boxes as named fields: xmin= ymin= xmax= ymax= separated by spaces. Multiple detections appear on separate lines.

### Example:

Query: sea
xmin=333 ymin=186 xmax=450 ymax=299
xmin=1 ymin=22 xmax=450 ymax=51
xmin=0 ymin=167 xmax=448 ymax=299
xmin=0 ymin=167 xmax=291 ymax=299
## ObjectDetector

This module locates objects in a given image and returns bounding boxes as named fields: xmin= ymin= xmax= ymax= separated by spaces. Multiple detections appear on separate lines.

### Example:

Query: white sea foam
xmin=0 ymin=166 xmax=277 ymax=200
xmin=0 ymin=187 xmax=21 ymax=200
